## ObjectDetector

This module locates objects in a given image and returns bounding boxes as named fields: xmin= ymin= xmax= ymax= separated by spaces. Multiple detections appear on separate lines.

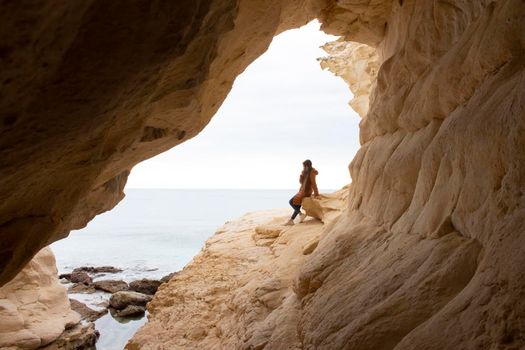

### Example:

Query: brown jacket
xmin=292 ymin=168 xmax=319 ymax=205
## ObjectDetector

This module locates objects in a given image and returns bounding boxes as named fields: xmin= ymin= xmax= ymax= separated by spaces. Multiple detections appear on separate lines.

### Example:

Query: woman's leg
xmin=289 ymin=198 xmax=301 ymax=220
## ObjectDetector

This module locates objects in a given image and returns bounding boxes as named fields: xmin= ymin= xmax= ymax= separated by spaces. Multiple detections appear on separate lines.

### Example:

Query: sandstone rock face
xmin=127 ymin=209 xmax=324 ymax=349
xmin=319 ymin=41 xmax=379 ymax=118
xmin=0 ymin=0 xmax=397 ymax=288
xmin=0 ymin=0 xmax=321 ymax=286
xmin=0 ymin=248 xmax=80 ymax=349
xmin=132 ymin=1 xmax=524 ymax=349
xmin=1 ymin=0 xmax=525 ymax=349
xmin=301 ymin=187 xmax=349 ymax=223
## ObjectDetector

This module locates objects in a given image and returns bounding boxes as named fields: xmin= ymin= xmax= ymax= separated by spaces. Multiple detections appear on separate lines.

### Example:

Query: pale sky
xmin=127 ymin=21 xmax=361 ymax=190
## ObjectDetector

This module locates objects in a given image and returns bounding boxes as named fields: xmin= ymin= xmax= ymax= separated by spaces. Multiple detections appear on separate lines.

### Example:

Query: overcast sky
xmin=126 ymin=21 xmax=361 ymax=190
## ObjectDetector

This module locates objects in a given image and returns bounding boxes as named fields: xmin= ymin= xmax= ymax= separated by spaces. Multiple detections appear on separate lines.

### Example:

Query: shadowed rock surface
xmin=129 ymin=279 xmax=162 ymax=295
xmin=110 ymin=305 xmax=147 ymax=318
xmin=39 ymin=323 xmax=99 ymax=350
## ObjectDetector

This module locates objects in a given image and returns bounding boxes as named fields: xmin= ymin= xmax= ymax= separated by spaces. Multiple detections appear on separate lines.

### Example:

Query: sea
xmin=51 ymin=188 xmax=322 ymax=350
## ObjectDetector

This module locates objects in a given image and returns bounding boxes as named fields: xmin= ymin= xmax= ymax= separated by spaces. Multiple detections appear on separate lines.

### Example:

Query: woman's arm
xmin=311 ymin=173 xmax=319 ymax=197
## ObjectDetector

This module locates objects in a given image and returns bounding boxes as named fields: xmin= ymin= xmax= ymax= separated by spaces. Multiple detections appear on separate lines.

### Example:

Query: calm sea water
xmin=51 ymin=189 xmax=328 ymax=350
xmin=51 ymin=189 xmax=300 ymax=280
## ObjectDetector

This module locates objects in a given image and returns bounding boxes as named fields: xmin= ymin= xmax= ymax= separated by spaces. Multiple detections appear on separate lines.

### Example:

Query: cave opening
xmin=2 ymin=1 xmax=524 ymax=349
xmin=47 ymin=20 xmax=365 ymax=348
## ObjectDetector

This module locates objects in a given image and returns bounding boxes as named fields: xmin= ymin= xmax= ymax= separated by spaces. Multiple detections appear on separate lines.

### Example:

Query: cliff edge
xmin=127 ymin=207 xmax=328 ymax=349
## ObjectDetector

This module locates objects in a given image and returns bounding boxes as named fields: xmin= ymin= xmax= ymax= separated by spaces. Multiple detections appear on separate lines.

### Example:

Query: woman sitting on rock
xmin=285 ymin=159 xmax=319 ymax=226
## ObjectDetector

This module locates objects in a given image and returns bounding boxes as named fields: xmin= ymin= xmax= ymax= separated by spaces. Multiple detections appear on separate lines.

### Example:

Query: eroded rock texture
xmin=319 ymin=41 xmax=379 ymax=117
xmin=0 ymin=0 xmax=395 ymax=287
xmin=127 ymin=209 xmax=326 ymax=349
xmin=134 ymin=1 xmax=525 ymax=349
xmin=0 ymin=0 xmax=321 ymax=285
xmin=303 ymin=2 xmax=525 ymax=348
xmin=1 ymin=0 xmax=525 ymax=349
xmin=0 ymin=248 xmax=80 ymax=349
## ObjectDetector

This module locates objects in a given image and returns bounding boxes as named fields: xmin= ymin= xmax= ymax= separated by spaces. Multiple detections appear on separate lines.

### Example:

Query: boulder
xmin=40 ymin=322 xmax=99 ymax=350
xmin=110 ymin=305 xmax=146 ymax=318
xmin=94 ymin=280 xmax=129 ymax=293
xmin=109 ymin=291 xmax=151 ymax=310
xmin=66 ymin=271 xmax=92 ymax=285
xmin=129 ymin=279 xmax=161 ymax=295
xmin=0 ymin=248 xmax=81 ymax=349
xmin=301 ymin=188 xmax=348 ymax=224
xmin=69 ymin=299 xmax=107 ymax=322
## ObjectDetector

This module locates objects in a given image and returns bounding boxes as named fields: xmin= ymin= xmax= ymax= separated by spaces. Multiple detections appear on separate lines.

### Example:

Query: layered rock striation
xmin=132 ymin=1 xmax=525 ymax=349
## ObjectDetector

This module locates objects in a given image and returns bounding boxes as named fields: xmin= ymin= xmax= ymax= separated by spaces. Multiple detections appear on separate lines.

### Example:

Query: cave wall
xmin=0 ymin=0 xmax=324 ymax=285
xmin=0 ymin=0 xmax=396 ymax=286
xmin=295 ymin=0 xmax=525 ymax=348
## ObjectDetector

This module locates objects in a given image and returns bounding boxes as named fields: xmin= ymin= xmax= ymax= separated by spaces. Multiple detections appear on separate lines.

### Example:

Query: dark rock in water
xmin=63 ymin=271 xmax=92 ymax=285
xmin=73 ymin=266 xmax=123 ymax=274
xmin=59 ymin=273 xmax=71 ymax=280
xmin=129 ymin=279 xmax=161 ymax=295
xmin=69 ymin=299 xmax=108 ymax=322
xmin=40 ymin=322 xmax=99 ymax=350
xmin=110 ymin=305 xmax=146 ymax=318
xmin=68 ymin=282 xmax=96 ymax=294
xmin=160 ymin=272 xmax=177 ymax=284
xmin=94 ymin=280 xmax=129 ymax=293
xmin=110 ymin=291 xmax=151 ymax=310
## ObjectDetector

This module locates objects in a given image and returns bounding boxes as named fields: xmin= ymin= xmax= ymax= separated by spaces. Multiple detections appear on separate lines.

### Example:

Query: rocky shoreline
xmin=59 ymin=266 xmax=174 ymax=321
xmin=0 ymin=246 xmax=178 ymax=350
xmin=127 ymin=195 xmax=342 ymax=349
xmin=56 ymin=265 xmax=178 ymax=349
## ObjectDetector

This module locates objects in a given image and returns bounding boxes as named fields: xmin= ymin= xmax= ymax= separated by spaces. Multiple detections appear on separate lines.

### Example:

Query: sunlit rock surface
xmin=0 ymin=248 xmax=80 ymax=349
xmin=301 ymin=187 xmax=348 ymax=223
xmin=319 ymin=41 xmax=379 ymax=117
xmin=127 ymin=209 xmax=325 ymax=349
xmin=132 ymin=1 xmax=525 ymax=349
xmin=1 ymin=0 xmax=525 ymax=349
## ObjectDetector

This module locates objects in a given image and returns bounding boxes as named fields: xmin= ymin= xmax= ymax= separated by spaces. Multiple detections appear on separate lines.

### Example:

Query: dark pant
xmin=289 ymin=198 xmax=301 ymax=220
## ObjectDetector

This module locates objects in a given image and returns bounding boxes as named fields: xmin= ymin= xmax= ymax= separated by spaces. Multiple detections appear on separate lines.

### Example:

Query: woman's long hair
xmin=302 ymin=159 xmax=312 ymax=189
